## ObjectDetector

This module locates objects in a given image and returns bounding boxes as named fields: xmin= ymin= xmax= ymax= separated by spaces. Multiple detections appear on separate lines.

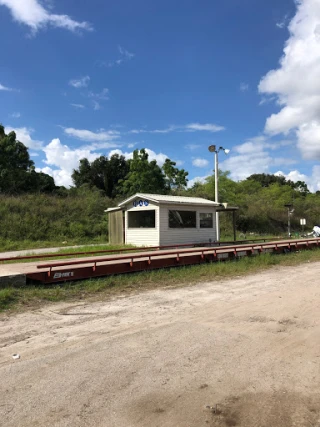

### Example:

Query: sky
xmin=1 ymin=0 xmax=320 ymax=191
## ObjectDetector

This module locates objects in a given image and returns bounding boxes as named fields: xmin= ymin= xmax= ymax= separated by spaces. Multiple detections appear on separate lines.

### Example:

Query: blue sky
xmin=1 ymin=0 xmax=320 ymax=190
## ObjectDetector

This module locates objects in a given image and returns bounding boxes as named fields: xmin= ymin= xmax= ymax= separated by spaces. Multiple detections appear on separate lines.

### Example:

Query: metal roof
xmin=118 ymin=193 xmax=221 ymax=207
xmin=104 ymin=207 xmax=123 ymax=213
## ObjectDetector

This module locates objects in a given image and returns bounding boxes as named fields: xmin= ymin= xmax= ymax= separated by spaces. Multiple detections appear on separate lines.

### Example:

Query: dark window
xmin=128 ymin=210 xmax=156 ymax=228
xmin=200 ymin=213 xmax=213 ymax=228
xmin=169 ymin=210 xmax=196 ymax=228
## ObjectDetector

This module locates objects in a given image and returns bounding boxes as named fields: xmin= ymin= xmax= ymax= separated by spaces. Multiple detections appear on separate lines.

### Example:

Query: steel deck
xmin=1 ymin=237 xmax=319 ymax=284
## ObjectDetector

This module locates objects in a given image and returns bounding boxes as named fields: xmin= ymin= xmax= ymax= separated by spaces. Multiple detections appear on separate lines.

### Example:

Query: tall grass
xmin=0 ymin=189 xmax=113 ymax=250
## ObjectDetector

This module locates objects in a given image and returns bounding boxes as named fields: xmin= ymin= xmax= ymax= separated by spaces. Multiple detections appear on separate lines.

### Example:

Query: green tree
xmin=247 ymin=173 xmax=288 ymax=187
xmin=72 ymin=158 xmax=92 ymax=188
xmin=118 ymin=149 xmax=166 ymax=196
xmin=72 ymin=154 xmax=129 ymax=198
xmin=162 ymin=158 xmax=188 ymax=192
xmin=0 ymin=124 xmax=55 ymax=194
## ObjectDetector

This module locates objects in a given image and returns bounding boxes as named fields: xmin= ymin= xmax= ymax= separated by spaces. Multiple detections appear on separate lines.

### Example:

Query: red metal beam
xmin=22 ymin=237 xmax=320 ymax=284
xmin=0 ymin=238 xmax=277 ymax=262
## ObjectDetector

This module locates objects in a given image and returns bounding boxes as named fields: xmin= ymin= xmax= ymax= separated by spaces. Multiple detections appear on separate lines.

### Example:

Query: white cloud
xmin=0 ymin=83 xmax=14 ymax=91
xmin=118 ymin=45 xmax=135 ymax=60
xmin=275 ymin=169 xmax=308 ymax=182
xmin=108 ymin=149 xmax=134 ymax=160
xmin=92 ymin=88 xmax=109 ymax=100
xmin=129 ymin=126 xmax=176 ymax=134
xmin=264 ymin=139 xmax=293 ymax=150
xmin=0 ymin=0 xmax=92 ymax=33
xmin=220 ymin=136 xmax=295 ymax=181
xmin=187 ymin=175 xmax=209 ymax=188
xmin=70 ymin=103 xmax=85 ymax=109
xmin=276 ymin=21 xmax=286 ymax=29
xmin=40 ymin=138 xmax=101 ymax=187
xmin=129 ymin=123 xmax=225 ymax=134
xmin=83 ymin=89 xmax=109 ymax=110
xmin=107 ymin=148 xmax=174 ymax=167
xmin=103 ymin=45 xmax=135 ymax=67
xmin=92 ymin=100 xmax=101 ymax=110
xmin=296 ymin=121 xmax=320 ymax=159
xmin=185 ymin=123 xmax=225 ymax=132
xmin=38 ymin=142 xmax=184 ymax=188
xmin=259 ymin=0 xmax=320 ymax=160
xmin=38 ymin=166 xmax=72 ymax=188
xmin=81 ymin=141 xmax=122 ymax=151
xmin=276 ymin=14 xmax=289 ymax=29
xmin=272 ymin=157 xmax=297 ymax=167
xmin=240 ymin=82 xmax=249 ymax=92
xmin=192 ymin=158 xmax=209 ymax=168
xmin=175 ymin=160 xmax=184 ymax=167
xmin=63 ymin=127 xmax=120 ymax=142
xmin=9 ymin=112 xmax=21 ymax=118
xmin=145 ymin=149 xmax=168 ymax=166
xmin=275 ymin=167 xmax=320 ymax=193
xmin=69 ymin=76 xmax=90 ymax=88
xmin=185 ymin=144 xmax=201 ymax=150
xmin=5 ymin=126 xmax=43 ymax=150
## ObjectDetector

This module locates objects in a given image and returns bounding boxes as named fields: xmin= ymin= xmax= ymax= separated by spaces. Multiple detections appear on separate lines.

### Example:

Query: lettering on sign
xmin=133 ymin=199 xmax=149 ymax=207
xmin=53 ymin=272 xmax=75 ymax=279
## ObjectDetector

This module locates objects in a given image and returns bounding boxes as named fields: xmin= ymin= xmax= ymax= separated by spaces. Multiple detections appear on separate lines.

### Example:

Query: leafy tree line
xmin=72 ymin=148 xmax=189 ymax=197
xmin=0 ymin=125 xmax=189 ymax=197
xmin=182 ymin=171 xmax=318 ymax=235
xmin=1 ymin=123 xmax=320 ymax=240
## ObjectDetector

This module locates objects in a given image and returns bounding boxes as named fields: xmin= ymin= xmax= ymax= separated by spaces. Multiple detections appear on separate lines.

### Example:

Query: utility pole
xmin=284 ymin=203 xmax=293 ymax=238
xmin=208 ymin=145 xmax=230 ymax=241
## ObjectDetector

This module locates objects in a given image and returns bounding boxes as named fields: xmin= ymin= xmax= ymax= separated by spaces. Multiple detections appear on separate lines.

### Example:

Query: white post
xmin=215 ymin=151 xmax=220 ymax=241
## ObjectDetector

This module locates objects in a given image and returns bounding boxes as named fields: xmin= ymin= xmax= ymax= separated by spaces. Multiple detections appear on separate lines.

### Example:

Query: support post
xmin=215 ymin=151 xmax=220 ymax=241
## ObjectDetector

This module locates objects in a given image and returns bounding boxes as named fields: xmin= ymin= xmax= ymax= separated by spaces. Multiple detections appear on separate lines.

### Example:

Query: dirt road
xmin=1 ymin=263 xmax=320 ymax=426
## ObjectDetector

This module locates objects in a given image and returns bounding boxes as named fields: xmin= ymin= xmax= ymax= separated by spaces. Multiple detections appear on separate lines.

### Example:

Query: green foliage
xmin=0 ymin=187 xmax=111 ymax=242
xmin=0 ymin=124 xmax=56 ymax=194
xmin=183 ymin=172 xmax=318 ymax=235
xmin=72 ymin=154 xmax=129 ymax=198
xmin=162 ymin=158 xmax=188 ymax=192
xmin=118 ymin=149 xmax=166 ymax=195
xmin=0 ymin=121 xmax=318 ymax=241
xmin=73 ymin=149 xmax=188 ymax=198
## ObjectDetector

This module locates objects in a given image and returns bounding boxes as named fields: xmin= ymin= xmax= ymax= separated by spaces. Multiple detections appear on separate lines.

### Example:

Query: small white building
xmin=106 ymin=193 xmax=237 ymax=246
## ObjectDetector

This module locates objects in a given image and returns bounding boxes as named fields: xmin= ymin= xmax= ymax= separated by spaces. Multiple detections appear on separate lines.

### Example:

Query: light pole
xmin=284 ymin=203 xmax=294 ymax=238
xmin=208 ymin=145 xmax=230 ymax=241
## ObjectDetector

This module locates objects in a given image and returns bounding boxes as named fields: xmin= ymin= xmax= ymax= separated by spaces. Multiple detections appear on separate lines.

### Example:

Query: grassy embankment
xmin=1 ymin=247 xmax=320 ymax=313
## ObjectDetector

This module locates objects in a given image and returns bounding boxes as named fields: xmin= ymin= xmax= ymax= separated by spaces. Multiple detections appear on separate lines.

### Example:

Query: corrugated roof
xmin=118 ymin=193 xmax=220 ymax=207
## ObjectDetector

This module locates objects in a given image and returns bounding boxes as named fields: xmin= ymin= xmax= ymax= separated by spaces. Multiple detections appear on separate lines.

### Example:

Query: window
xmin=169 ymin=210 xmax=196 ymax=228
xmin=128 ymin=210 xmax=156 ymax=228
xmin=200 ymin=213 xmax=213 ymax=228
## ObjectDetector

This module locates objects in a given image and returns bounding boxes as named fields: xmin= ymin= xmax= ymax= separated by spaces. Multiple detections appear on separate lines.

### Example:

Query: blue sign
xmin=132 ymin=199 xmax=149 ymax=208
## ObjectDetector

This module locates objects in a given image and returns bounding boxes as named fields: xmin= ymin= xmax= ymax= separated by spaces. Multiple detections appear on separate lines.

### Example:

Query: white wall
xmin=159 ymin=204 xmax=217 ymax=246
xmin=125 ymin=198 xmax=160 ymax=246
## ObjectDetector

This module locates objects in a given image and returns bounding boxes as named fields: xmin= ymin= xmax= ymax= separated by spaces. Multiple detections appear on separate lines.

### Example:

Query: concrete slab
xmin=0 ymin=271 xmax=26 ymax=288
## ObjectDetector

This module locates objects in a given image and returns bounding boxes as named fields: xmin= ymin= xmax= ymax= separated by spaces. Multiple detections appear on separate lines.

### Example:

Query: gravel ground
xmin=0 ymin=262 xmax=320 ymax=426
